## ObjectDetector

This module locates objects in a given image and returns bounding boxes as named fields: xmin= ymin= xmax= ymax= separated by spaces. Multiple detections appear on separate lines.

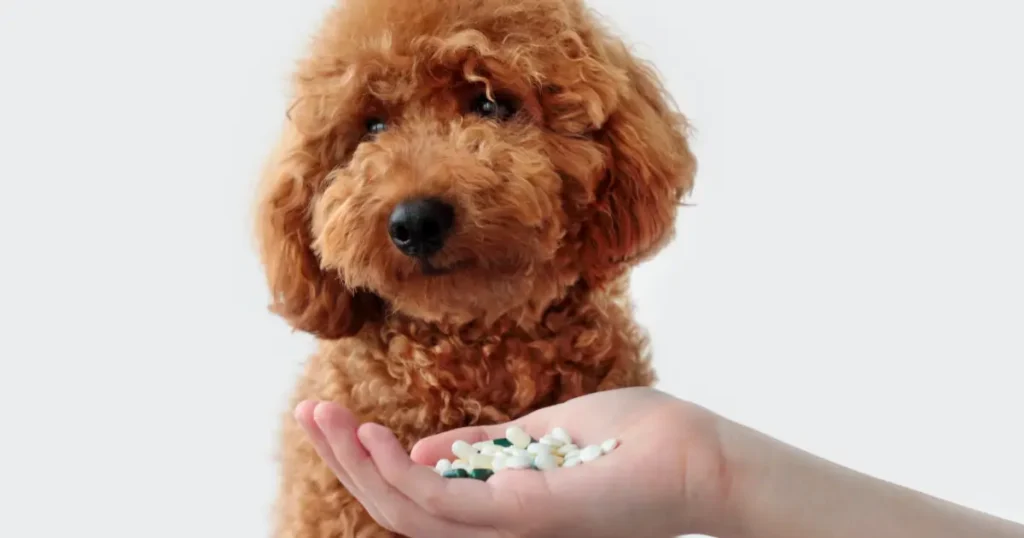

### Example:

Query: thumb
xmin=409 ymin=423 xmax=517 ymax=465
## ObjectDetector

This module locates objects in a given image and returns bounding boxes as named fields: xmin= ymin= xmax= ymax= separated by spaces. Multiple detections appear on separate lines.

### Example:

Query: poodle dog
xmin=254 ymin=0 xmax=696 ymax=535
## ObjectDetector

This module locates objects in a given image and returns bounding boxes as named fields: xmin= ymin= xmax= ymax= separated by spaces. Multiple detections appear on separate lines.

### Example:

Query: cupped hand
xmin=294 ymin=387 xmax=730 ymax=538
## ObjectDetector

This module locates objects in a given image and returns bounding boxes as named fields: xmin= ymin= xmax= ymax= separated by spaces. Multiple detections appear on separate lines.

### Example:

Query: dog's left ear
xmin=574 ymin=41 xmax=697 ymax=285
xmin=254 ymin=120 xmax=379 ymax=339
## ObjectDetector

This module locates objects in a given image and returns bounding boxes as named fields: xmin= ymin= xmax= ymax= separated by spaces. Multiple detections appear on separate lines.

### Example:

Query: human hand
xmin=294 ymin=387 xmax=732 ymax=538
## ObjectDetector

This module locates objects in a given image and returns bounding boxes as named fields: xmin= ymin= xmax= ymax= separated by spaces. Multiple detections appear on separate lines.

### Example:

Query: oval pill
xmin=556 ymin=443 xmax=579 ymax=456
xmin=534 ymin=452 xmax=558 ymax=470
xmin=538 ymin=435 xmax=564 ymax=448
xmin=550 ymin=427 xmax=573 ymax=445
xmin=579 ymin=445 xmax=603 ymax=462
xmin=527 ymin=442 xmax=552 ymax=455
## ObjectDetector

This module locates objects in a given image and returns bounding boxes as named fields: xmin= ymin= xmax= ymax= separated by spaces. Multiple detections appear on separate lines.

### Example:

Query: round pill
xmin=562 ymin=456 xmax=582 ymax=468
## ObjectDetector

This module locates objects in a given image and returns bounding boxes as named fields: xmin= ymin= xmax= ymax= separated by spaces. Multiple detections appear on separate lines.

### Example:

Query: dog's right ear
xmin=254 ymin=120 xmax=374 ymax=339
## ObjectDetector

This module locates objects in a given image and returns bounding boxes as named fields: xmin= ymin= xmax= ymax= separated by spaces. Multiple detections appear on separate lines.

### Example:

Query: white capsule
xmin=600 ymin=438 xmax=619 ymax=454
xmin=479 ymin=442 xmax=503 ymax=454
xmin=538 ymin=434 xmax=564 ymax=448
xmin=492 ymin=453 xmax=508 ymax=471
xmin=527 ymin=442 xmax=552 ymax=455
xmin=506 ymin=426 xmax=532 ymax=449
xmin=556 ymin=443 xmax=579 ymax=456
xmin=504 ymin=455 xmax=533 ymax=470
xmin=451 ymin=459 xmax=471 ymax=471
xmin=534 ymin=452 xmax=558 ymax=470
xmin=452 ymin=440 xmax=477 ymax=461
xmin=472 ymin=441 xmax=493 ymax=451
xmin=550 ymin=427 xmax=573 ymax=445
xmin=504 ymin=447 xmax=530 ymax=459
xmin=579 ymin=445 xmax=603 ymax=462
xmin=434 ymin=459 xmax=453 ymax=474
xmin=469 ymin=454 xmax=494 ymax=470
xmin=562 ymin=456 xmax=582 ymax=467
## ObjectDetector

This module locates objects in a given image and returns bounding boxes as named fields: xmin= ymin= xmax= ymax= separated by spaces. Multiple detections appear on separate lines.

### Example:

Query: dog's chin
xmin=417 ymin=257 xmax=472 ymax=277
xmin=369 ymin=257 xmax=561 ymax=326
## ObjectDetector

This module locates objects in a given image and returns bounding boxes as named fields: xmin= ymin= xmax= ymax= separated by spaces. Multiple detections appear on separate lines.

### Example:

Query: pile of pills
xmin=433 ymin=425 xmax=619 ymax=481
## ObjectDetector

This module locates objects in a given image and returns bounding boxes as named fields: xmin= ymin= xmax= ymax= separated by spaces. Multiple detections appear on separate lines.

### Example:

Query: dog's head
xmin=255 ymin=0 xmax=696 ymax=338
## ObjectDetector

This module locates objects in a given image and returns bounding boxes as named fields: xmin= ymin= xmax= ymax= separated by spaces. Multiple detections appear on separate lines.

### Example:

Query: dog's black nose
xmin=388 ymin=197 xmax=454 ymax=258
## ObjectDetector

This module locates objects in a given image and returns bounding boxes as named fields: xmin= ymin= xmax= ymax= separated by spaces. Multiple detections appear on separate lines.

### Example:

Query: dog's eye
xmin=365 ymin=117 xmax=387 ymax=136
xmin=469 ymin=93 xmax=518 ymax=121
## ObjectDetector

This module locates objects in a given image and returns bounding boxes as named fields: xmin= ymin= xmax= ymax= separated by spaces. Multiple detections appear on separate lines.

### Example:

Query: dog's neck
xmin=330 ymin=276 xmax=650 ymax=422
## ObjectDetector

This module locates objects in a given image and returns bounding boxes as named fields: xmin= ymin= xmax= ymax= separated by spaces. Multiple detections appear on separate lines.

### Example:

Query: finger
xmin=303 ymin=402 xmax=394 ymax=529
xmin=362 ymin=423 xmax=538 ymax=529
xmin=315 ymin=410 xmax=496 ymax=537
xmin=312 ymin=403 xmax=402 ymax=526
xmin=294 ymin=401 xmax=350 ymax=480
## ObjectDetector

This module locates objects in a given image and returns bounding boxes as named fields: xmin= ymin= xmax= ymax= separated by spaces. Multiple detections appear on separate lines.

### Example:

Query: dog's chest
xmin=307 ymin=294 xmax=654 ymax=444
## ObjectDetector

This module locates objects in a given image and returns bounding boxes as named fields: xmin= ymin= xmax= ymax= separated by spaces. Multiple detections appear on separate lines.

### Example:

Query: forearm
xmin=711 ymin=418 xmax=1024 ymax=538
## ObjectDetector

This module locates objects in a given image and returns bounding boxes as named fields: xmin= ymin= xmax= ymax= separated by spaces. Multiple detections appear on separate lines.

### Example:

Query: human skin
xmin=294 ymin=387 xmax=1024 ymax=538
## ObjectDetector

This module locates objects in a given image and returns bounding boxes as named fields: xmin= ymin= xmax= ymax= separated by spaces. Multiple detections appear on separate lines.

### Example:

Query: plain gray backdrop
xmin=1 ymin=0 xmax=1021 ymax=536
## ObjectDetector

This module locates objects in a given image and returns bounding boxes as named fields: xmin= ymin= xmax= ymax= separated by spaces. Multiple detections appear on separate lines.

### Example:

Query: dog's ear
xmin=254 ymin=120 xmax=376 ymax=339
xmin=568 ymin=39 xmax=697 ymax=286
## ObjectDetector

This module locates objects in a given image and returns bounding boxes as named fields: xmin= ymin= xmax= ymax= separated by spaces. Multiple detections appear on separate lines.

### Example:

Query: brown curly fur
xmin=254 ymin=0 xmax=696 ymax=536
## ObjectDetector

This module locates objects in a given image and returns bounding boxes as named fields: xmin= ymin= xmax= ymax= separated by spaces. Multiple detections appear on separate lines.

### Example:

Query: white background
xmin=1 ymin=0 xmax=1022 ymax=536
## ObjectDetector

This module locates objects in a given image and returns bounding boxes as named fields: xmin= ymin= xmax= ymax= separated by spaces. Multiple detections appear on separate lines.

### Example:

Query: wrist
xmin=660 ymin=404 xmax=765 ymax=538
xmin=697 ymin=413 xmax=810 ymax=538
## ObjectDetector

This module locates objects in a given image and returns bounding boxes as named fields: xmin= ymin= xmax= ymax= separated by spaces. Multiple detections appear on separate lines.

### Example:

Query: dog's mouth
xmin=418 ymin=257 xmax=473 ymax=276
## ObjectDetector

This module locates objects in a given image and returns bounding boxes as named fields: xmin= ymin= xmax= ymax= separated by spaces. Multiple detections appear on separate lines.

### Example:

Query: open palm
xmin=295 ymin=387 xmax=728 ymax=538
